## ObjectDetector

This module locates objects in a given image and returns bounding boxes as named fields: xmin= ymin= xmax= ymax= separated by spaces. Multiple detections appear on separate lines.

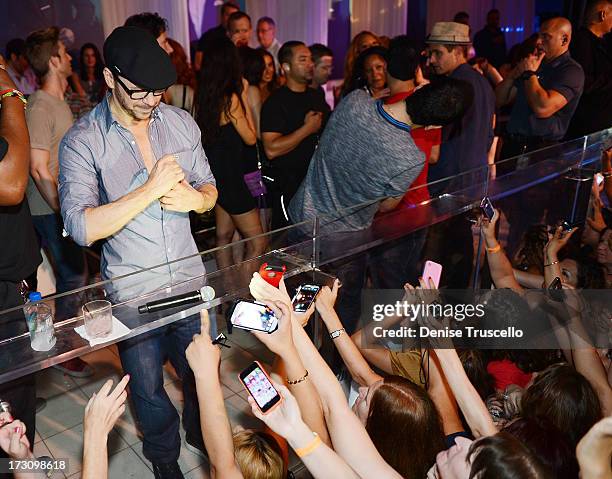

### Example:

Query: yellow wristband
xmin=295 ymin=432 xmax=322 ymax=458
xmin=486 ymin=243 xmax=502 ymax=253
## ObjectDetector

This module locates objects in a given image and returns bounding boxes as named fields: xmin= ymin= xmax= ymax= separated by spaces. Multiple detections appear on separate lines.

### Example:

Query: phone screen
xmin=240 ymin=363 xmax=281 ymax=412
xmin=230 ymin=301 xmax=278 ymax=333
xmin=292 ymin=284 xmax=321 ymax=313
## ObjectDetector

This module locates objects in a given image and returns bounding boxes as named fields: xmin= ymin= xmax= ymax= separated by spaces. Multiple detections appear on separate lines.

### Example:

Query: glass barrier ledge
xmin=0 ymin=233 xmax=318 ymax=384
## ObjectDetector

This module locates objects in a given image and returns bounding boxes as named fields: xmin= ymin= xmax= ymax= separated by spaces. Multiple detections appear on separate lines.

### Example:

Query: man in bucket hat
xmin=59 ymin=26 xmax=217 ymax=478
xmin=423 ymin=22 xmax=495 ymax=288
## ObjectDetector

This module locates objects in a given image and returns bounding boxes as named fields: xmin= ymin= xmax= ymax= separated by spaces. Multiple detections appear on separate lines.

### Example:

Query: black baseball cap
xmin=103 ymin=26 xmax=176 ymax=91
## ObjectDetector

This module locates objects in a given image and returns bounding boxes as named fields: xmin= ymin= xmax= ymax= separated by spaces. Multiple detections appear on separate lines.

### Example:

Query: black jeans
xmin=0 ymin=280 xmax=36 ymax=476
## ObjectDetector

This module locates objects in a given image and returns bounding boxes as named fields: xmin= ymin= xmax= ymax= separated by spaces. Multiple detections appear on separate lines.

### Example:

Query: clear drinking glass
xmin=82 ymin=300 xmax=113 ymax=339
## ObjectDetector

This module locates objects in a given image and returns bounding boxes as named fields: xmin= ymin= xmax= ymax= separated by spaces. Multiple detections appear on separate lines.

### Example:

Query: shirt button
xmin=131 ymin=140 xmax=135 ymax=145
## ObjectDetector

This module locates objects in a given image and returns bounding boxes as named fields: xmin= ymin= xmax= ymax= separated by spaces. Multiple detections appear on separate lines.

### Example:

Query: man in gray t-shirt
xmin=288 ymin=78 xmax=472 ymax=334
xmin=288 ymin=89 xmax=424 ymax=232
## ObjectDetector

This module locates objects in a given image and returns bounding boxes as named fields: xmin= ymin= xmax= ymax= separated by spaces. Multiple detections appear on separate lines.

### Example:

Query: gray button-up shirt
xmin=59 ymin=95 xmax=215 ymax=302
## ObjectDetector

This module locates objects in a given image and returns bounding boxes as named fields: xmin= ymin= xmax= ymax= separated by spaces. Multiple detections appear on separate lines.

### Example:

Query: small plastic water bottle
xmin=25 ymin=292 xmax=56 ymax=351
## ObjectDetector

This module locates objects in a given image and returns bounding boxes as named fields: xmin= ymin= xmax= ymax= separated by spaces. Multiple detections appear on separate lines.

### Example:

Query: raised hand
xmin=186 ymin=310 xmax=220 ymax=379
xmin=84 ymin=375 xmax=130 ymax=439
xmin=247 ymin=382 xmax=302 ymax=439
xmin=545 ymin=225 xmax=578 ymax=258
xmin=480 ymin=207 xmax=500 ymax=241
xmin=251 ymin=300 xmax=295 ymax=356
xmin=315 ymin=279 xmax=340 ymax=315
xmin=0 ymin=420 xmax=32 ymax=460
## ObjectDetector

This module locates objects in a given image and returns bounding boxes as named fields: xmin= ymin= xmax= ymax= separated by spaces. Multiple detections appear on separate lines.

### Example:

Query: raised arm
xmin=481 ymin=208 xmax=523 ymax=292
xmin=249 ymin=383 xmax=361 ymax=479
xmin=82 ymin=376 xmax=130 ymax=479
xmin=316 ymin=281 xmax=382 ymax=387
xmin=0 ymin=67 xmax=30 ymax=206
xmin=431 ymin=348 xmax=498 ymax=438
xmin=249 ymin=300 xmax=331 ymax=447
xmin=249 ymin=274 xmax=402 ymax=479
xmin=186 ymin=310 xmax=243 ymax=479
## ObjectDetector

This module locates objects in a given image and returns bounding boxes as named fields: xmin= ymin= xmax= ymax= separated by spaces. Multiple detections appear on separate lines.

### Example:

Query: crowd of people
xmin=0 ymin=0 xmax=612 ymax=478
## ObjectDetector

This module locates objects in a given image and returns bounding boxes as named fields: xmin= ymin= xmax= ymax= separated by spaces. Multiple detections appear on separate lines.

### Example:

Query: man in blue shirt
xmin=424 ymin=22 xmax=495 ymax=288
xmin=426 ymin=22 xmax=495 ymax=194
xmin=59 ymin=27 xmax=217 ymax=478
xmin=496 ymin=17 xmax=584 ymax=160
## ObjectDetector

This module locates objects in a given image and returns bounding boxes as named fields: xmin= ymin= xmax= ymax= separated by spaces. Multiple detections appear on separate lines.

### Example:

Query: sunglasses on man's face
xmin=114 ymin=75 xmax=166 ymax=100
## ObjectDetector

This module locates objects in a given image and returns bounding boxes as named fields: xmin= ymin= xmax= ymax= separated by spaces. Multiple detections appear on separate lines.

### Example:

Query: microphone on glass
xmin=138 ymin=286 xmax=216 ymax=314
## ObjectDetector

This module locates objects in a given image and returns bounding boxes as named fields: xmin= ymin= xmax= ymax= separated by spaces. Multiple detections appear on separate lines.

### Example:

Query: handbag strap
xmin=255 ymin=141 xmax=262 ymax=170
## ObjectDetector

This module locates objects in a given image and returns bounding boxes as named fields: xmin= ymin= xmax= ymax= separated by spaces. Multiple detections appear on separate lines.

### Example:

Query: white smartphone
xmin=230 ymin=300 xmax=278 ymax=333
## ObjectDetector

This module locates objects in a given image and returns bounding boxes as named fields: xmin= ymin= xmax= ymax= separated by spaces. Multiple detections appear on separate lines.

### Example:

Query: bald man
xmin=567 ymin=0 xmax=612 ymax=138
xmin=496 ymin=17 xmax=584 ymax=160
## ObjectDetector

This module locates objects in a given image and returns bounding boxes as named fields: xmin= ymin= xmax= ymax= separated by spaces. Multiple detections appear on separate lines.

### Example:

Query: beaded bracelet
xmin=287 ymin=370 xmax=309 ymax=385
xmin=0 ymin=88 xmax=27 ymax=108
xmin=544 ymin=260 xmax=560 ymax=267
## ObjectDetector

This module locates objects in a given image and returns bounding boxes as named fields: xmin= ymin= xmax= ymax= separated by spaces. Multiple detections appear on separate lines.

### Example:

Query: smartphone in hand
xmin=239 ymin=361 xmax=282 ymax=414
xmin=422 ymin=260 xmax=443 ymax=288
xmin=230 ymin=300 xmax=279 ymax=333
xmin=259 ymin=263 xmax=286 ymax=288
xmin=548 ymin=277 xmax=566 ymax=302
xmin=291 ymin=284 xmax=321 ymax=313
xmin=480 ymin=197 xmax=495 ymax=221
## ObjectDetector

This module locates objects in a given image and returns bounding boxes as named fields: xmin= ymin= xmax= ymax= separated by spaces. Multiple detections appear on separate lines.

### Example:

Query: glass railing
xmin=0 ymin=128 xmax=610 ymax=383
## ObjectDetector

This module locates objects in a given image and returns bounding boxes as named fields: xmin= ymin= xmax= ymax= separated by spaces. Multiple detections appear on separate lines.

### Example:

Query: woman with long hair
xmin=79 ymin=42 xmax=106 ymax=103
xmin=341 ymin=31 xmax=381 ymax=98
xmin=195 ymin=37 xmax=266 ymax=269
xmin=166 ymin=38 xmax=196 ymax=112
xmin=258 ymin=49 xmax=279 ymax=104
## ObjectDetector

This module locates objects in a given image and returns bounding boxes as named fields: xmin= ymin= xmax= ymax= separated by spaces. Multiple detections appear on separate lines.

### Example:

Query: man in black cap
xmin=59 ymin=26 xmax=217 ymax=479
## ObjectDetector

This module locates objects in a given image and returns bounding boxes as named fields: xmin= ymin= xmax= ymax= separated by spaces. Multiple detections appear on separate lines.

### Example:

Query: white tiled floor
xmin=32 ymin=332 xmax=310 ymax=478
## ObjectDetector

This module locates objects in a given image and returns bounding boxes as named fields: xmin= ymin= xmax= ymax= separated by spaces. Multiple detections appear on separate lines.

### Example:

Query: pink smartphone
xmin=422 ymin=260 xmax=443 ymax=288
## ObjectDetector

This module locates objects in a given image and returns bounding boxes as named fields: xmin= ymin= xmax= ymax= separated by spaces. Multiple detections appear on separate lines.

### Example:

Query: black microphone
xmin=138 ymin=286 xmax=215 ymax=314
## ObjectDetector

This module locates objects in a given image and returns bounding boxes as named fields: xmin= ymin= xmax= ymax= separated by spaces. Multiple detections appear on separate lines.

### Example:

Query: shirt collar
xmin=102 ymin=93 xmax=164 ymax=133
xmin=376 ymin=100 xmax=411 ymax=132
xmin=543 ymin=50 xmax=570 ymax=70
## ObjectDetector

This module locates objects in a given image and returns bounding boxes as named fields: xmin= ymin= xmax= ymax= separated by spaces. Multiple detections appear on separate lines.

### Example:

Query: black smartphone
xmin=561 ymin=220 xmax=573 ymax=232
xmin=548 ymin=277 xmax=565 ymax=302
xmin=480 ymin=197 xmax=495 ymax=220
xmin=291 ymin=284 xmax=321 ymax=313
xmin=239 ymin=361 xmax=281 ymax=414
xmin=230 ymin=300 xmax=279 ymax=333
